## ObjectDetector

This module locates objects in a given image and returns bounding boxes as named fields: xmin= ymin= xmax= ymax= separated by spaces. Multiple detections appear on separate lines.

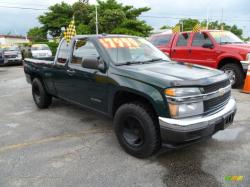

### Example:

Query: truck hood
xmin=114 ymin=61 xmax=227 ymax=88
xmin=221 ymin=43 xmax=250 ymax=52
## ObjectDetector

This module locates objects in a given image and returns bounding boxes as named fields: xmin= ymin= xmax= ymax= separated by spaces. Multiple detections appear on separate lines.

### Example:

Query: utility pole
xmin=95 ymin=5 xmax=99 ymax=35
xmin=180 ymin=21 xmax=183 ymax=32
xmin=206 ymin=7 xmax=209 ymax=29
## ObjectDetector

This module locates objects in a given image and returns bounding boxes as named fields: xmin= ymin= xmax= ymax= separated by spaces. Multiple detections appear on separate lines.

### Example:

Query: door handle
xmin=188 ymin=49 xmax=192 ymax=54
xmin=67 ymin=69 xmax=76 ymax=76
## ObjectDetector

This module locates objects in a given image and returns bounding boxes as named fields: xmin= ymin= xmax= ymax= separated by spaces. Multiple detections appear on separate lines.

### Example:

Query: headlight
xmin=246 ymin=53 xmax=250 ymax=61
xmin=165 ymin=88 xmax=204 ymax=118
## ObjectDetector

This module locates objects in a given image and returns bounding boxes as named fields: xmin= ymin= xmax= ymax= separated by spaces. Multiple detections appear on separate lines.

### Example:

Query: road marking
xmin=0 ymin=128 xmax=112 ymax=153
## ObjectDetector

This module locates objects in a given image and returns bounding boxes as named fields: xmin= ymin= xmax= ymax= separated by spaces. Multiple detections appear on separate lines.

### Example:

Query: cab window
xmin=176 ymin=33 xmax=190 ymax=46
xmin=56 ymin=40 xmax=70 ymax=65
xmin=71 ymin=39 xmax=99 ymax=65
xmin=151 ymin=34 xmax=172 ymax=46
xmin=192 ymin=32 xmax=212 ymax=46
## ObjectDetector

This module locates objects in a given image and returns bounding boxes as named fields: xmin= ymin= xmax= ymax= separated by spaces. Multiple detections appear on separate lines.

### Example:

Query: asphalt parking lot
xmin=0 ymin=66 xmax=249 ymax=187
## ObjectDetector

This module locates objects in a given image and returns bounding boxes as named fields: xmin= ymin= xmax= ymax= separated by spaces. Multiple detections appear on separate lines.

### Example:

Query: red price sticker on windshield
xmin=99 ymin=38 xmax=139 ymax=48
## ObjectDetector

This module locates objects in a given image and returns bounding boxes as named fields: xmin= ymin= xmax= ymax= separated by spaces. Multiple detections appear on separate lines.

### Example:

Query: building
xmin=0 ymin=35 xmax=30 ymax=46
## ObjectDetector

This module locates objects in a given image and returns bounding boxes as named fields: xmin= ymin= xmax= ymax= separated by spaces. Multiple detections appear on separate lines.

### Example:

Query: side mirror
xmin=81 ymin=58 xmax=105 ymax=71
xmin=202 ymin=43 xmax=214 ymax=49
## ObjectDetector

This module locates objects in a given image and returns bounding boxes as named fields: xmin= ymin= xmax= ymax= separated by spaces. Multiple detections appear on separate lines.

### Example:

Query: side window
xmin=151 ymin=34 xmax=172 ymax=46
xmin=192 ymin=32 xmax=212 ymax=47
xmin=56 ymin=40 xmax=70 ymax=65
xmin=176 ymin=33 xmax=190 ymax=46
xmin=71 ymin=39 xmax=99 ymax=65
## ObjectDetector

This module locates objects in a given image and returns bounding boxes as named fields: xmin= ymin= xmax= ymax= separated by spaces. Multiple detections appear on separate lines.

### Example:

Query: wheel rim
xmin=224 ymin=69 xmax=236 ymax=85
xmin=33 ymin=84 xmax=41 ymax=103
xmin=121 ymin=116 xmax=145 ymax=148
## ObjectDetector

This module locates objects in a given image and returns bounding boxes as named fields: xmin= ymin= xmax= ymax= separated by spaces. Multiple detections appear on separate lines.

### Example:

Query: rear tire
xmin=220 ymin=63 xmax=244 ymax=88
xmin=32 ymin=78 xmax=52 ymax=108
xmin=114 ymin=102 xmax=160 ymax=158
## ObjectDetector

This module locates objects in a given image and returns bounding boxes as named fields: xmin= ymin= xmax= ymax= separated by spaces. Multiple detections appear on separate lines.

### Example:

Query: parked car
xmin=149 ymin=30 xmax=250 ymax=88
xmin=1 ymin=45 xmax=22 ymax=65
xmin=24 ymin=35 xmax=236 ymax=158
xmin=0 ymin=48 xmax=4 ymax=65
xmin=31 ymin=44 xmax=52 ymax=59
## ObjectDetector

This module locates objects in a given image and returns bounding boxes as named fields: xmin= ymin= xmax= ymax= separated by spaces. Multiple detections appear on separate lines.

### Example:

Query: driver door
xmin=64 ymin=38 xmax=109 ymax=113
xmin=188 ymin=32 xmax=216 ymax=67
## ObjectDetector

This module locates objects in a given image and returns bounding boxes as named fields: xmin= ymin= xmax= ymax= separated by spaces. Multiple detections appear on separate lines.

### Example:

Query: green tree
xmin=27 ymin=27 xmax=47 ymax=42
xmin=39 ymin=2 xmax=74 ymax=37
xmin=160 ymin=25 xmax=172 ymax=30
xmin=177 ymin=18 xmax=199 ymax=31
xmin=201 ymin=20 xmax=243 ymax=38
xmin=36 ymin=0 xmax=152 ymax=38
xmin=76 ymin=24 xmax=91 ymax=34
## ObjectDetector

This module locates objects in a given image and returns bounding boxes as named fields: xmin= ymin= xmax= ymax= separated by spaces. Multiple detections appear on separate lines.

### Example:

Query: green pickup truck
xmin=23 ymin=35 xmax=237 ymax=158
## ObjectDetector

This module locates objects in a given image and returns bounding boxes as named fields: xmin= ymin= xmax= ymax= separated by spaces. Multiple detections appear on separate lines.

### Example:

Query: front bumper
xmin=159 ymin=97 xmax=237 ymax=148
xmin=241 ymin=61 xmax=249 ymax=74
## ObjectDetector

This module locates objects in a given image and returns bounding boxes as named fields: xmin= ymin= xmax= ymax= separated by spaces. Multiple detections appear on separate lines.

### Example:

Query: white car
xmin=31 ymin=44 xmax=52 ymax=58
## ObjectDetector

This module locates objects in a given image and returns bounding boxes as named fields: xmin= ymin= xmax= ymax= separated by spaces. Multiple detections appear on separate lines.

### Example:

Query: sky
xmin=0 ymin=0 xmax=249 ymax=37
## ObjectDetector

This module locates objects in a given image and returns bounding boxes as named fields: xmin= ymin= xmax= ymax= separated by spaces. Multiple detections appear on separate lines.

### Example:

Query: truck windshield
xmin=98 ymin=37 xmax=170 ymax=65
xmin=210 ymin=31 xmax=243 ymax=44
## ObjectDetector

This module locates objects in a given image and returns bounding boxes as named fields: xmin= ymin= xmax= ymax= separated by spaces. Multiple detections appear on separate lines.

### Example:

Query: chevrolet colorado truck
xmin=23 ymin=35 xmax=237 ymax=158
xmin=149 ymin=30 xmax=250 ymax=88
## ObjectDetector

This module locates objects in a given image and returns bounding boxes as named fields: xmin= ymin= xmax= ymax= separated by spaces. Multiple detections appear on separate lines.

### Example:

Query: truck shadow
xmin=152 ymin=144 xmax=223 ymax=187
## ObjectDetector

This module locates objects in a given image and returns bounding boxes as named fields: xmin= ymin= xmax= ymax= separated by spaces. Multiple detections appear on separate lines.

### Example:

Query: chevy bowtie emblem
xmin=219 ymin=88 xmax=226 ymax=96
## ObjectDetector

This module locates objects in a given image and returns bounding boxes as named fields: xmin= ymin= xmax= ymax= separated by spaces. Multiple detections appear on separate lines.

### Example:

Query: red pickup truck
xmin=149 ymin=30 xmax=250 ymax=88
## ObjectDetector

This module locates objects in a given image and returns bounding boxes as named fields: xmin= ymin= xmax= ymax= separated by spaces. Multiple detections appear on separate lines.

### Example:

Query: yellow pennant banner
xmin=193 ymin=24 xmax=201 ymax=32
xmin=64 ymin=18 xmax=76 ymax=43
xmin=172 ymin=25 xmax=180 ymax=33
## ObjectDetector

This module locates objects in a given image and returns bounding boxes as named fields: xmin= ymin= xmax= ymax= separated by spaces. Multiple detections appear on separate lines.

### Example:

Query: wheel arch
xmin=217 ymin=57 xmax=243 ymax=70
xmin=111 ymin=89 xmax=160 ymax=120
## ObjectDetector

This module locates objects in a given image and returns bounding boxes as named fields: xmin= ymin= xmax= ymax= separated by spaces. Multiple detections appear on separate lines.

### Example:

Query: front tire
xmin=114 ymin=102 xmax=160 ymax=158
xmin=32 ymin=78 xmax=52 ymax=108
xmin=220 ymin=63 xmax=244 ymax=88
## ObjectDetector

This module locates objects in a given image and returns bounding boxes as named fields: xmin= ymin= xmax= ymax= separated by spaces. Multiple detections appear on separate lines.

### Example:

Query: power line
xmin=0 ymin=4 xmax=249 ymax=23
xmin=140 ymin=15 xmax=250 ymax=22
xmin=0 ymin=1 xmax=49 ymax=7
xmin=0 ymin=5 xmax=47 ymax=10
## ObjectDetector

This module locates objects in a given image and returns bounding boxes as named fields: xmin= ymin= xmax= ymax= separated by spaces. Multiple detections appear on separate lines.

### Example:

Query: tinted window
xmin=57 ymin=40 xmax=70 ymax=65
xmin=71 ymin=39 xmax=99 ymax=65
xmin=176 ymin=33 xmax=190 ymax=46
xmin=151 ymin=34 xmax=172 ymax=46
xmin=192 ymin=32 xmax=212 ymax=46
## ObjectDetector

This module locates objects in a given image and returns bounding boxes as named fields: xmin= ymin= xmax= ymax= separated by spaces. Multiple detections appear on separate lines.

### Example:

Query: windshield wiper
xmin=143 ymin=58 xmax=169 ymax=63
xmin=116 ymin=58 xmax=169 ymax=66
xmin=220 ymin=42 xmax=232 ymax=45
xmin=231 ymin=42 xmax=244 ymax=44
xmin=116 ymin=61 xmax=144 ymax=66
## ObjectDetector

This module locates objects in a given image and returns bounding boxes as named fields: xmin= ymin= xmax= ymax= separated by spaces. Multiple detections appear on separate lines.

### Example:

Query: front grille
xmin=204 ymin=91 xmax=231 ymax=113
xmin=203 ymin=80 xmax=230 ymax=93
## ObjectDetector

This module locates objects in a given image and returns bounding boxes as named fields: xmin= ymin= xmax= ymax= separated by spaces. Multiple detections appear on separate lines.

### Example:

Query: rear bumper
xmin=159 ymin=97 xmax=237 ymax=148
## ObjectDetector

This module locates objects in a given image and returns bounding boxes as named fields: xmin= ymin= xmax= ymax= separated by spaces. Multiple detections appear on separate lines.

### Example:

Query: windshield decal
xmin=99 ymin=38 xmax=139 ymax=48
